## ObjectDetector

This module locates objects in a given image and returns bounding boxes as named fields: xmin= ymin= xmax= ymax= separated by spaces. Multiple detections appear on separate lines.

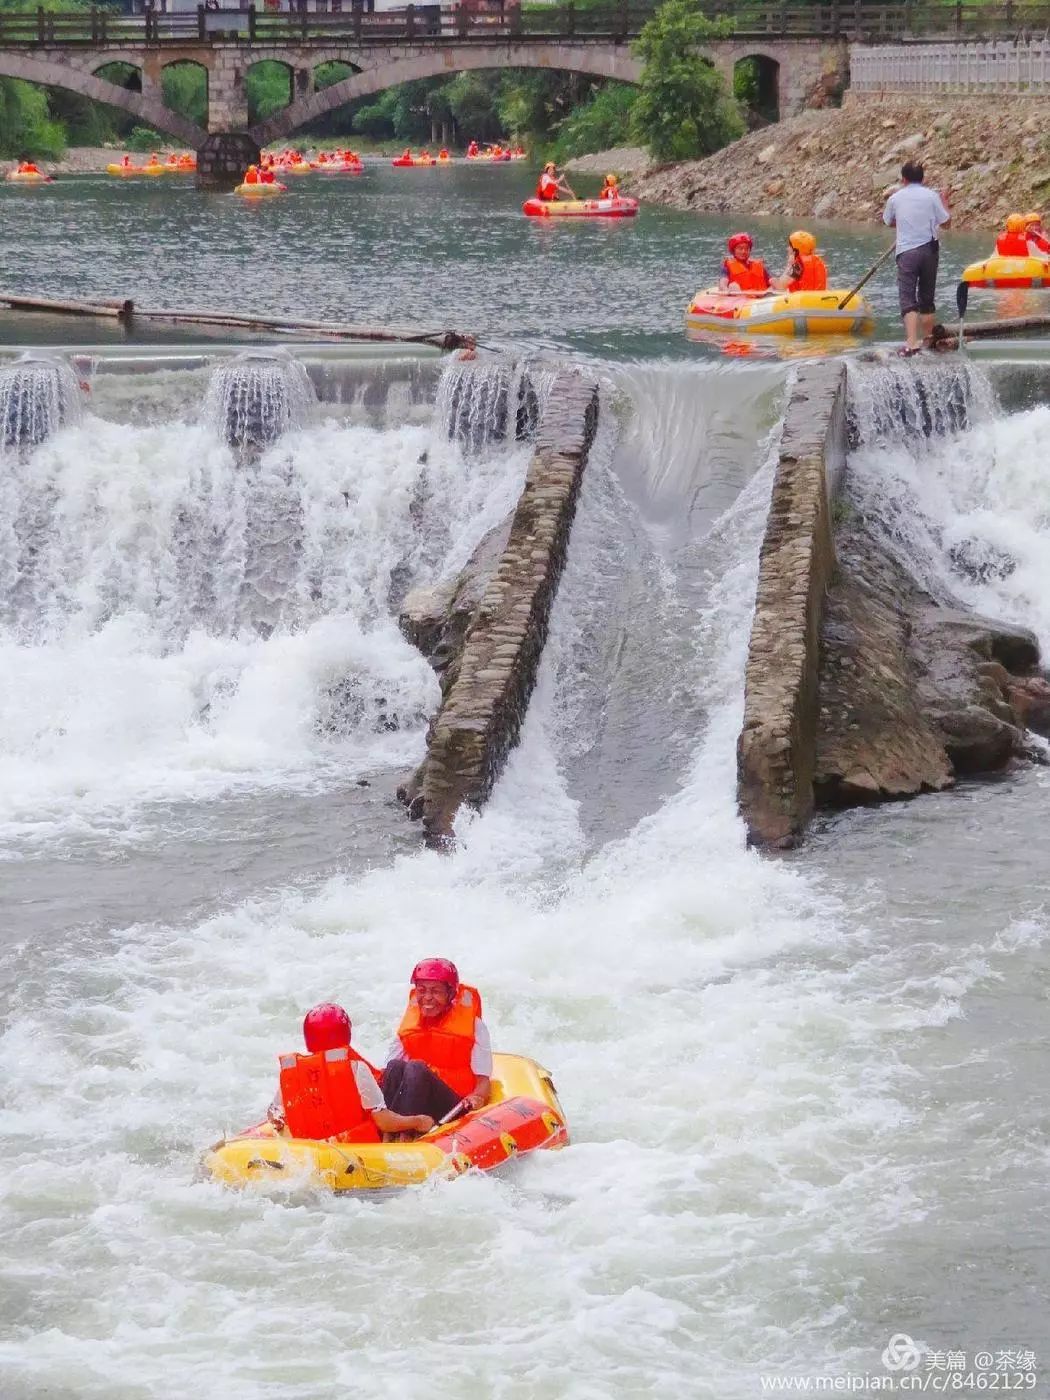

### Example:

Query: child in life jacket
xmin=269 ymin=1004 xmax=435 ymax=1142
xmin=719 ymin=232 xmax=771 ymax=293
xmin=382 ymin=959 xmax=493 ymax=1122
xmin=774 ymin=230 xmax=828 ymax=292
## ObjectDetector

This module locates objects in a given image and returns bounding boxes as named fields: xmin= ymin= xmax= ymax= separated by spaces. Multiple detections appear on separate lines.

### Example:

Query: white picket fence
xmin=851 ymin=38 xmax=1050 ymax=91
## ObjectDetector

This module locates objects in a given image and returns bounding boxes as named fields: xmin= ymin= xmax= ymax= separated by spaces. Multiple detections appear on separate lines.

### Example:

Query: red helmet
xmin=411 ymin=958 xmax=459 ymax=991
xmin=727 ymin=232 xmax=753 ymax=254
xmin=302 ymin=1003 xmax=351 ymax=1053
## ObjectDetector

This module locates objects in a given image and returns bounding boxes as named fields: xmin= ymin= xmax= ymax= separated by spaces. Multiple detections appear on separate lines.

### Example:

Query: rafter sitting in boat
xmin=719 ymin=233 xmax=771 ymax=293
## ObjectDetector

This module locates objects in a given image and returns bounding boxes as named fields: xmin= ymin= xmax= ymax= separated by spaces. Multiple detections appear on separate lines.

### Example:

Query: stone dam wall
xmin=402 ymin=368 xmax=599 ymax=847
xmin=738 ymin=357 xmax=1050 ymax=851
xmin=737 ymin=361 xmax=847 ymax=850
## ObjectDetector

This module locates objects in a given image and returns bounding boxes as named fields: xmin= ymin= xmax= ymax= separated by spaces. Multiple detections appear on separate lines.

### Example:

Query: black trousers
xmin=382 ymin=1059 xmax=461 ymax=1120
xmin=896 ymin=239 xmax=939 ymax=317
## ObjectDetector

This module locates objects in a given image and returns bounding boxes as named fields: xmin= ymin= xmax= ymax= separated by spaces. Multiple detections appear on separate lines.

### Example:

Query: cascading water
xmin=435 ymin=357 xmax=553 ymax=455
xmin=0 ymin=357 xmax=532 ymax=851
xmin=2 ymin=356 xmax=1049 ymax=1399
xmin=204 ymin=349 xmax=317 ymax=450
xmin=0 ymin=353 xmax=82 ymax=450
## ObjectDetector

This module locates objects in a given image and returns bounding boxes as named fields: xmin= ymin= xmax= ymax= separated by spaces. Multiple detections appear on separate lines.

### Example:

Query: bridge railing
xmin=4 ymin=2 xmax=1050 ymax=46
xmin=853 ymin=35 xmax=1050 ymax=88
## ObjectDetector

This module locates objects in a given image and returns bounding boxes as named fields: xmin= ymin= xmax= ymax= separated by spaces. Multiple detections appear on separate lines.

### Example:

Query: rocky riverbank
xmin=623 ymin=94 xmax=1050 ymax=233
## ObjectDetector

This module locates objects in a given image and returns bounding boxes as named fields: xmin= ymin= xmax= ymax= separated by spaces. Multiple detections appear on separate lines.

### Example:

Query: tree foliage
xmin=631 ymin=0 xmax=743 ymax=161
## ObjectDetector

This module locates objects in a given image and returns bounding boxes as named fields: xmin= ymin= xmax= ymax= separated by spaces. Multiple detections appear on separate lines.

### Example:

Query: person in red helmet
xmin=268 ymin=1003 xmax=435 ymax=1141
xmin=719 ymin=232 xmax=771 ymax=293
xmin=382 ymin=959 xmax=493 ymax=1121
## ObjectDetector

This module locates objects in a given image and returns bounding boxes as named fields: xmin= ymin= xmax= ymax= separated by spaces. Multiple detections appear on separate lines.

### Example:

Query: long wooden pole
xmin=0 ymin=292 xmax=131 ymax=319
xmin=837 ymin=243 xmax=896 ymax=310
xmin=933 ymin=314 xmax=1050 ymax=347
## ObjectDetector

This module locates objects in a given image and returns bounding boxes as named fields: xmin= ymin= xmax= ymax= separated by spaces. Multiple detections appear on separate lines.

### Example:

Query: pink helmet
xmin=727 ymin=231 xmax=753 ymax=253
xmin=411 ymin=958 xmax=459 ymax=991
xmin=302 ymin=1003 xmax=351 ymax=1053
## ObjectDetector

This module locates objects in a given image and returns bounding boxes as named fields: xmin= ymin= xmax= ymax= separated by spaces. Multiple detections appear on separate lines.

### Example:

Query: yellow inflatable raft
xmin=686 ymin=287 xmax=874 ymax=337
xmin=106 ymin=162 xmax=168 ymax=178
xmin=5 ymin=169 xmax=52 ymax=184
xmin=235 ymin=180 xmax=287 ymax=198
xmin=960 ymin=255 xmax=1050 ymax=289
xmin=201 ymin=1053 xmax=568 ymax=1194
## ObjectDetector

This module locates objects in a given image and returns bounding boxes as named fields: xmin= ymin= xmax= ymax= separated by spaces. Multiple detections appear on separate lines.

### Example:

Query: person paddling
xmin=382 ymin=959 xmax=493 ymax=1122
xmin=996 ymin=213 xmax=1030 ymax=257
xmin=536 ymin=161 xmax=575 ymax=203
xmin=719 ymin=233 xmax=771 ymax=293
xmin=268 ymin=1004 xmax=435 ymax=1142
xmin=882 ymin=159 xmax=950 ymax=357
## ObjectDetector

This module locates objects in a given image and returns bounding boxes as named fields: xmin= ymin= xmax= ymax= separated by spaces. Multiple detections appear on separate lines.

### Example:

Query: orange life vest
xmin=537 ymin=173 xmax=559 ymax=200
xmin=278 ymin=1045 xmax=382 ymax=1142
xmin=397 ymin=984 xmax=482 ymax=1097
xmin=723 ymin=256 xmax=770 ymax=292
xmin=996 ymin=232 xmax=1029 ymax=257
xmin=787 ymin=254 xmax=828 ymax=292
xmin=600 ymin=182 xmax=619 ymax=199
xmin=244 ymin=167 xmax=259 ymax=184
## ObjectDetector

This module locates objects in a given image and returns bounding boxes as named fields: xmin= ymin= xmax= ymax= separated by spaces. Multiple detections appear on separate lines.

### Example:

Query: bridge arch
xmin=250 ymin=43 xmax=642 ymax=145
xmin=0 ymin=51 xmax=206 ymax=146
xmin=733 ymin=52 xmax=780 ymax=124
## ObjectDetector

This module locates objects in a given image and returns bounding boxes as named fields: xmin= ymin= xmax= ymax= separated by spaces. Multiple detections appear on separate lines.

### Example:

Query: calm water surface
xmin=0 ymin=160 xmax=998 ymax=356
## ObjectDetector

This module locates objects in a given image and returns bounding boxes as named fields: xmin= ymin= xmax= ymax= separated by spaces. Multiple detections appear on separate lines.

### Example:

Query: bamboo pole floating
xmin=0 ymin=292 xmax=133 ymax=320
xmin=932 ymin=314 xmax=1050 ymax=347
xmin=0 ymin=290 xmax=473 ymax=350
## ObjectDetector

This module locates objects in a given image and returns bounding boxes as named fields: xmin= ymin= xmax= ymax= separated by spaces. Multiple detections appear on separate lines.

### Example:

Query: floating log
xmin=0 ymin=291 xmax=473 ymax=350
xmin=932 ymin=314 xmax=1050 ymax=348
xmin=0 ymin=291 xmax=131 ymax=320
xmin=137 ymin=307 xmax=474 ymax=350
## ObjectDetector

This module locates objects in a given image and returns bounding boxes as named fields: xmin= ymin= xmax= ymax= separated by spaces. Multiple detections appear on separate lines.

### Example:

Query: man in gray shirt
xmin=883 ymin=160 xmax=951 ymax=356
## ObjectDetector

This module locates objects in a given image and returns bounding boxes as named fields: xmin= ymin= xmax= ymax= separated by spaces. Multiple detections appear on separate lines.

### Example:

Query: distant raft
xmin=960 ymin=255 xmax=1050 ymax=289
xmin=5 ymin=169 xmax=53 ymax=184
xmin=522 ymin=195 xmax=639 ymax=219
xmin=106 ymin=163 xmax=168 ymax=178
xmin=235 ymin=180 xmax=287 ymax=198
xmin=201 ymin=1053 xmax=568 ymax=1195
xmin=685 ymin=287 xmax=874 ymax=337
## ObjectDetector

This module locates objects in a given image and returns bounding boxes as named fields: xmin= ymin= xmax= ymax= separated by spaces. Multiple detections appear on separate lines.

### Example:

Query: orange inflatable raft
xmin=523 ymin=195 xmax=639 ymax=219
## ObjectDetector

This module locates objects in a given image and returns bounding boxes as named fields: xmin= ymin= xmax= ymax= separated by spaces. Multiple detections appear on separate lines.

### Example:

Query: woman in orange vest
xmin=599 ymin=173 xmax=620 ymax=200
xmin=775 ymin=230 xmax=828 ymax=292
xmin=719 ymin=233 xmax=771 ymax=293
xmin=1024 ymin=212 xmax=1050 ymax=256
xmin=382 ymin=958 xmax=493 ymax=1120
xmin=243 ymin=164 xmax=260 ymax=185
xmin=996 ymin=213 xmax=1030 ymax=257
xmin=536 ymin=161 xmax=574 ymax=203
xmin=269 ymin=1003 xmax=436 ymax=1141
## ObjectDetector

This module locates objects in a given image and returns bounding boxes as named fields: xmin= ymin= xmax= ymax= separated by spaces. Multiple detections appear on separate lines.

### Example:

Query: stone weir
xmin=398 ymin=369 xmax=599 ymax=847
xmin=737 ymin=358 xmax=1050 ymax=850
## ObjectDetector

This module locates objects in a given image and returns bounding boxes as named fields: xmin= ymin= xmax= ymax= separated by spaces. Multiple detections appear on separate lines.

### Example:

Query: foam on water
xmin=0 ymin=377 xmax=529 ymax=850
xmin=1 ymin=361 xmax=1047 ymax=1397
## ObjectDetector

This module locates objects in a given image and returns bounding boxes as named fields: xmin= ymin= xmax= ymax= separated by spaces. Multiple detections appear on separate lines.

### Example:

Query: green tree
xmin=550 ymin=82 xmax=636 ymax=161
xmin=631 ymin=0 xmax=743 ymax=162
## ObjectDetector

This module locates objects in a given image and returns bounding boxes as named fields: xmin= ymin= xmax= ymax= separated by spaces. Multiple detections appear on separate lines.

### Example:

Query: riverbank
xmin=625 ymin=94 xmax=1050 ymax=233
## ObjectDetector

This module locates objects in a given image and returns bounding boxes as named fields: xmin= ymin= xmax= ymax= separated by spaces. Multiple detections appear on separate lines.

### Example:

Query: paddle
xmin=955 ymin=280 xmax=970 ymax=353
xmin=838 ymin=242 xmax=897 ymax=310
xmin=436 ymin=1097 xmax=472 ymax=1127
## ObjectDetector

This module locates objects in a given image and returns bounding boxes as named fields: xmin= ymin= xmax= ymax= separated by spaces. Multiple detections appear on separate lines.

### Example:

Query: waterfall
xmin=0 ymin=354 xmax=83 ymax=451
xmin=203 ymin=350 xmax=317 ymax=450
xmin=846 ymin=355 xmax=996 ymax=450
xmin=434 ymin=357 xmax=554 ymax=454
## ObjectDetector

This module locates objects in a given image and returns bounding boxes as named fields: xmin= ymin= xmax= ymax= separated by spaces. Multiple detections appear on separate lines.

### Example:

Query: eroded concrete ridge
xmin=416 ymin=371 xmax=599 ymax=845
xmin=737 ymin=360 xmax=847 ymax=849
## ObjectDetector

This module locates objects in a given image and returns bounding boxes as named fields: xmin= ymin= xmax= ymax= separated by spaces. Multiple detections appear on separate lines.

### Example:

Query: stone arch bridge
xmin=0 ymin=8 xmax=848 ymax=145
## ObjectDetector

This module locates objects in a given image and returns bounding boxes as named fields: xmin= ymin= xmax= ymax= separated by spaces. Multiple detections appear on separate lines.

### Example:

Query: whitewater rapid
xmin=1 ymin=355 xmax=1047 ymax=1398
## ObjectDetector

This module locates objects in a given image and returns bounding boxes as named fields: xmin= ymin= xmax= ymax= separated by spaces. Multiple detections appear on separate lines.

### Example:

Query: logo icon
xmin=882 ymin=1334 xmax=923 ymax=1373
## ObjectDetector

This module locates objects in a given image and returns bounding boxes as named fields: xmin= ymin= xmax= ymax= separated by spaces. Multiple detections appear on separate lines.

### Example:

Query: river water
xmin=0 ymin=165 xmax=1047 ymax=1399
